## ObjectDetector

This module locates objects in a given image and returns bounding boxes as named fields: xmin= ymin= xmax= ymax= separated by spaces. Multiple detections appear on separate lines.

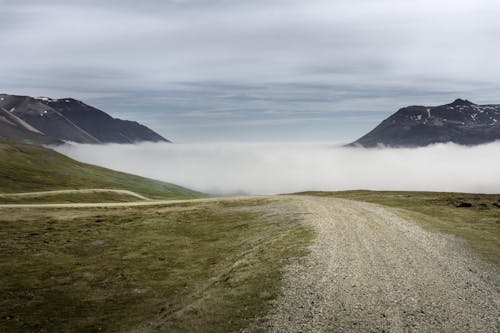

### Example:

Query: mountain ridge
xmin=350 ymin=99 xmax=500 ymax=147
xmin=0 ymin=93 xmax=170 ymax=144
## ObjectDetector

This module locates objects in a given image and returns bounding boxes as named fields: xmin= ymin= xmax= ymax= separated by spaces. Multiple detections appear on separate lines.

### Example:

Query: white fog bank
xmin=53 ymin=142 xmax=500 ymax=195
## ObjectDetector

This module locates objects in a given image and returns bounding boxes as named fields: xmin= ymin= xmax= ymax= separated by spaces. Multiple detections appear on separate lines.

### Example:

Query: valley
xmin=1 ymin=191 xmax=498 ymax=332
xmin=3 ymin=1 xmax=499 ymax=331
xmin=0 ymin=140 xmax=498 ymax=332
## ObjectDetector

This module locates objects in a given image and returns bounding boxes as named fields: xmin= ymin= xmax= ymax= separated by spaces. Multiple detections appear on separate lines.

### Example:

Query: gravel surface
xmin=247 ymin=196 xmax=500 ymax=332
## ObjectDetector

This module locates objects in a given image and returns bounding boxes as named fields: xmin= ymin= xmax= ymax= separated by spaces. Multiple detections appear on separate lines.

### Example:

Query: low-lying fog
xmin=54 ymin=142 xmax=500 ymax=195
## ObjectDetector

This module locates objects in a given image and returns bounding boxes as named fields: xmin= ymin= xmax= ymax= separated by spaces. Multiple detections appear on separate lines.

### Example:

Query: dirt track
xmin=0 ymin=195 xmax=256 ymax=208
xmin=250 ymin=196 xmax=499 ymax=332
xmin=0 ymin=188 xmax=149 ymax=200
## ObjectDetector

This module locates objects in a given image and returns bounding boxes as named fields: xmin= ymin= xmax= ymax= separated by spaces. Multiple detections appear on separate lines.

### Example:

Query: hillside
xmin=0 ymin=142 xmax=202 ymax=200
xmin=43 ymin=98 xmax=168 ymax=143
xmin=0 ymin=107 xmax=60 ymax=145
xmin=0 ymin=94 xmax=169 ymax=144
xmin=351 ymin=99 xmax=500 ymax=147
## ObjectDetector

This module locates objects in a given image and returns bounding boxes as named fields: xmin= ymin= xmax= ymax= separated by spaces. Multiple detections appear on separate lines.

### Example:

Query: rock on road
xmin=250 ymin=196 xmax=499 ymax=332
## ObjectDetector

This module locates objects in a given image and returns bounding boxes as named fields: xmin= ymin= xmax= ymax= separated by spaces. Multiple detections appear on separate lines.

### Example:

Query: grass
xmin=299 ymin=190 xmax=500 ymax=263
xmin=0 ymin=198 xmax=313 ymax=332
xmin=0 ymin=142 xmax=204 ymax=200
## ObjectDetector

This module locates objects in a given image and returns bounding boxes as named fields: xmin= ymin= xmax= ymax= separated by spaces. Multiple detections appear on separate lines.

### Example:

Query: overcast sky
xmin=1 ymin=0 xmax=499 ymax=142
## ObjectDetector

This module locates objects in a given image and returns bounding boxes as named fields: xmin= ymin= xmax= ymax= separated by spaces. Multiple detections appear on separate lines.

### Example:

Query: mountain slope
xmin=0 ymin=107 xmax=60 ymax=144
xmin=47 ymin=98 xmax=168 ymax=143
xmin=0 ymin=142 xmax=202 ymax=199
xmin=351 ymin=99 xmax=500 ymax=147
xmin=0 ymin=94 xmax=100 ymax=143
xmin=0 ymin=94 xmax=169 ymax=144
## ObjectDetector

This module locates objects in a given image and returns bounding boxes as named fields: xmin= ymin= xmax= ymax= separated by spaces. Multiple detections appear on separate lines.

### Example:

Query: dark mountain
xmin=350 ymin=99 xmax=500 ymax=147
xmin=0 ymin=107 xmax=60 ymax=144
xmin=45 ymin=98 xmax=168 ymax=143
xmin=0 ymin=94 xmax=99 ymax=143
xmin=0 ymin=94 xmax=169 ymax=144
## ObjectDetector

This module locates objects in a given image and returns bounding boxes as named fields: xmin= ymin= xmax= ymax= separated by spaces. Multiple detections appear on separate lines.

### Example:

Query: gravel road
xmin=249 ymin=196 xmax=499 ymax=332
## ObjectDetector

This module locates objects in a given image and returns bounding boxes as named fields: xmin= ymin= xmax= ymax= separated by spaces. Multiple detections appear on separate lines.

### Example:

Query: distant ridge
xmin=350 ymin=99 xmax=500 ymax=147
xmin=0 ymin=93 xmax=170 ymax=144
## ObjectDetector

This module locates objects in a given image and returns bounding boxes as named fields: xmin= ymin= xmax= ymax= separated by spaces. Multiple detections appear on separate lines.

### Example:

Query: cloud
xmin=54 ymin=142 xmax=500 ymax=195
xmin=2 ymin=0 xmax=499 ymax=141
xmin=3 ymin=0 xmax=499 ymax=84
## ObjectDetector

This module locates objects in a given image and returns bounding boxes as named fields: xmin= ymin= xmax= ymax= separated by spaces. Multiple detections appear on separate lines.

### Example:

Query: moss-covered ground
xmin=0 ymin=198 xmax=313 ymax=332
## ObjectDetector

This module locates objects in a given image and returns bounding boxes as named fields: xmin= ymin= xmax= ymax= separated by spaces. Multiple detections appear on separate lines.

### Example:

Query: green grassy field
xmin=0 ymin=198 xmax=313 ymax=332
xmin=0 ymin=142 xmax=203 ymax=200
xmin=299 ymin=191 xmax=500 ymax=263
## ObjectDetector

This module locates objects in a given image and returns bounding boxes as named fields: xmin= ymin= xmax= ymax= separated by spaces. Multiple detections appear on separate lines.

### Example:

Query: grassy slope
xmin=299 ymin=191 xmax=500 ymax=263
xmin=0 ymin=198 xmax=313 ymax=332
xmin=0 ymin=142 xmax=203 ymax=200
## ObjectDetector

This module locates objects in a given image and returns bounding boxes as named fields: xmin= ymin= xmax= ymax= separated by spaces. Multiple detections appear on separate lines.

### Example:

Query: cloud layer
xmin=54 ymin=142 xmax=500 ymax=195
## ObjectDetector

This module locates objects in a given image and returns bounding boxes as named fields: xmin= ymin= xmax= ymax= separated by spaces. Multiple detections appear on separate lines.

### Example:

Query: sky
xmin=1 ymin=0 xmax=500 ymax=142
